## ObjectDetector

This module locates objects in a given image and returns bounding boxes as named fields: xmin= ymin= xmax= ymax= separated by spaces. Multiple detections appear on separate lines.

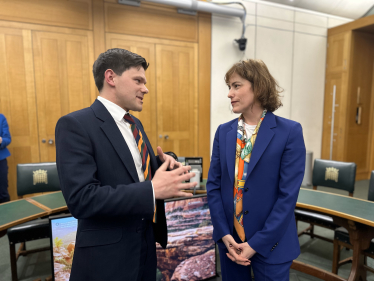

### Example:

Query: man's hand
xmin=238 ymin=242 xmax=256 ymax=260
xmin=157 ymin=146 xmax=181 ymax=170
xmin=0 ymin=137 xmax=2 ymax=144
xmin=152 ymin=158 xmax=196 ymax=199
xmin=222 ymin=235 xmax=251 ymax=266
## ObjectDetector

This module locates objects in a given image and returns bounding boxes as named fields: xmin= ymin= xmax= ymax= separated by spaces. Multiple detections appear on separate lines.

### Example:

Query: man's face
xmin=113 ymin=66 xmax=148 ymax=112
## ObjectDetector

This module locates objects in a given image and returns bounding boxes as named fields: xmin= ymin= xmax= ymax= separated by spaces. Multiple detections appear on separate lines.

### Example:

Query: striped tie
xmin=124 ymin=113 xmax=156 ymax=222
xmin=124 ymin=113 xmax=152 ymax=180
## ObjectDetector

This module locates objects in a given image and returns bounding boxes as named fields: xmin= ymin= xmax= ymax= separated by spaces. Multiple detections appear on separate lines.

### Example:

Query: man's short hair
xmin=93 ymin=48 xmax=149 ymax=92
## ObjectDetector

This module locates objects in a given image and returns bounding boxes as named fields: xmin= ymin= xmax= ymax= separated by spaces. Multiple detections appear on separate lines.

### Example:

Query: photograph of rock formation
xmin=51 ymin=216 xmax=77 ymax=281
xmin=156 ymin=196 xmax=216 ymax=281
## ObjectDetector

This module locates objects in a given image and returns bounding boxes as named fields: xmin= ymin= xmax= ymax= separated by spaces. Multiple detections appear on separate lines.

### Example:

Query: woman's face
xmin=227 ymin=72 xmax=256 ymax=114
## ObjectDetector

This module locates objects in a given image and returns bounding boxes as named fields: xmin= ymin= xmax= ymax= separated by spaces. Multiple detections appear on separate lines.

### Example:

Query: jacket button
xmin=244 ymin=188 xmax=249 ymax=192
xmin=244 ymin=211 xmax=248 ymax=215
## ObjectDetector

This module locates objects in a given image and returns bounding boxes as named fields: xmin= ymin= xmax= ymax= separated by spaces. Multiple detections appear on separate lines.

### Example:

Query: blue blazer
xmin=0 ymin=114 xmax=11 ymax=161
xmin=55 ymin=100 xmax=167 ymax=280
xmin=207 ymin=111 xmax=306 ymax=264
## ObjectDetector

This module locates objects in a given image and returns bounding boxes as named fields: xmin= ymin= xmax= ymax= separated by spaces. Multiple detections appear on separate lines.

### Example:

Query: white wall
xmin=210 ymin=0 xmax=352 ymax=160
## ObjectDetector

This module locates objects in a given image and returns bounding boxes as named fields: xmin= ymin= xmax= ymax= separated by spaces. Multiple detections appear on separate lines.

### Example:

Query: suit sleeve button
xmin=244 ymin=211 xmax=248 ymax=215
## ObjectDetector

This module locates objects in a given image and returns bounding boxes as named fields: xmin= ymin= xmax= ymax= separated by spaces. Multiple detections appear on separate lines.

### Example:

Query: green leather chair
xmin=16 ymin=162 xmax=60 ymax=197
xmin=295 ymin=159 xmax=356 ymax=243
xmin=7 ymin=162 xmax=60 ymax=281
xmin=332 ymin=171 xmax=374 ymax=275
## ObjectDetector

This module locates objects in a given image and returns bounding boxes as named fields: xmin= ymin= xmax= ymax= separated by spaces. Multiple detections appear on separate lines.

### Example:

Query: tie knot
xmin=124 ymin=113 xmax=135 ymax=125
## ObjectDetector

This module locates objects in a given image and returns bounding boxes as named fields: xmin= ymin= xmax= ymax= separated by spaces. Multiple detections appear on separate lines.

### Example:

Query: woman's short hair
xmin=224 ymin=59 xmax=283 ymax=112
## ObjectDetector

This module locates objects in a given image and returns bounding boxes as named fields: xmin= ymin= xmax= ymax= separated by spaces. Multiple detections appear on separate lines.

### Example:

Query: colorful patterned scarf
xmin=234 ymin=110 xmax=267 ymax=242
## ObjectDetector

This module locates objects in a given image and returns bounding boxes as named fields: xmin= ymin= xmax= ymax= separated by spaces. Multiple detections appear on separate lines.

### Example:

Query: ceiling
xmin=260 ymin=0 xmax=374 ymax=19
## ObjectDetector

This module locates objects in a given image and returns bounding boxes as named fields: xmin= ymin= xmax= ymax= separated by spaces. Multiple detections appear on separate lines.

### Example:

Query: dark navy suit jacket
xmin=0 ymin=114 xmax=11 ymax=161
xmin=207 ymin=111 xmax=306 ymax=264
xmin=55 ymin=100 xmax=167 ymax=280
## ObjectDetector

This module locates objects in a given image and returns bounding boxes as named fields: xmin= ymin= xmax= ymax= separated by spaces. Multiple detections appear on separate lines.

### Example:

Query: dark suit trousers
xmin=137 ymin=219 xmax=157 ymax=281
xmin=0 ymin=159 xmax=10 ymax=203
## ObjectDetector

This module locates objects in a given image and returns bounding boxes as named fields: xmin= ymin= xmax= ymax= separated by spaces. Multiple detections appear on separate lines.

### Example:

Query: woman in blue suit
xmin=207 ymin=59 xmax=305 ymax=280
xmin=0 ymin=114 xmax=11 ymax=203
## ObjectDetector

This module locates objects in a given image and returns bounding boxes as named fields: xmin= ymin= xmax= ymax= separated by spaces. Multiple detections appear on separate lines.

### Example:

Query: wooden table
xmin=293 ymin=188 xmax=374 ymax=281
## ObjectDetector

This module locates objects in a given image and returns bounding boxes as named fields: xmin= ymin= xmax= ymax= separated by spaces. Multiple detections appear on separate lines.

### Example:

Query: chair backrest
xmin=312 ymin=159 xmax=356 ymax=196
xmin=17 ymin=162 xmax=60 ymax=197
xmin=368 ymin=171 xmax=374 ymax=202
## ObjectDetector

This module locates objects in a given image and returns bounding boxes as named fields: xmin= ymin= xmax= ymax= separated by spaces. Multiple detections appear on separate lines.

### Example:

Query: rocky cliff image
xmin=53 ymin=239 xmax=75 ymax=281
xmin=156 ymin=196 xmax=216 ymax=281
xmin=51 ymin=217 xmax=78 ymax=281
xmin=50 ymin=197 xmax=216 ymax=281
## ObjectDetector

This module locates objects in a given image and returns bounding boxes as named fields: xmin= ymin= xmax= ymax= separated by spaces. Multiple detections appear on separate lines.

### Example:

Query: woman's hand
xmin=221 ymin=235 xmax=251 ymax=266
xmin=237 ymin=242 xmax=256 ymax=260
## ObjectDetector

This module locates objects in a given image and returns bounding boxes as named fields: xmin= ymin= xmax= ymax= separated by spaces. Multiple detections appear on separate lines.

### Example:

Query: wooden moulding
xmin=0 ymin=0 xmax=92 ymax=30
xmin=92 ymin=0 xmax=106 ymax=60
xmin=328 ymin=14 xmax=374 ymax=36
xmin=105 ymin=2 xmax=199 ymax=42
xmin=291 ymin=260 xmax=346 ymax=281
xmin=197 ymin=13 xmax=211 ymax=179
xmin=25 ymin=198 xmax=52 ymax=213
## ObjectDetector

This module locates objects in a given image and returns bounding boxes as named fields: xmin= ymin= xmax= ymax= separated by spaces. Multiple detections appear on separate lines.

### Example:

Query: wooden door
xmin=156 ymin=44 xmax=198 ymax=157
xmin=322 ymin=31 xmax=351 ymax=162
xmin=32 ymin=31 xmax=95 ymax=162
xmin=326 ymin=32 xmax=351 ymax=74
xmin=346 ymin=32 xmax=374 ymax=179
xmin=0 ymin=27 xmax=39 ymax=200
xmin=106 ymin=37 xmax=157 ymax=150
xmin=106 ymin=34 xmax=199 ymax=158
xmin=321 ymin=74 xmax=345 ymax=161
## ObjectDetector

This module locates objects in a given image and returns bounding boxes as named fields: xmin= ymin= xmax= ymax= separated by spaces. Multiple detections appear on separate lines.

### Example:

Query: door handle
xmin=42 ymin=139 xmax=46 ymax=143
xmin=48 ymin=139 xmax=54 ymax=145
xmin=164 ymin=135 xmax=169 ymax=140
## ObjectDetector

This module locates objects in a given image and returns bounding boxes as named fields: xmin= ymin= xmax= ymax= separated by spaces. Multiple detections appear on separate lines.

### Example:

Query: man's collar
xmin=97 ymin=96 xmax=128 ymax=122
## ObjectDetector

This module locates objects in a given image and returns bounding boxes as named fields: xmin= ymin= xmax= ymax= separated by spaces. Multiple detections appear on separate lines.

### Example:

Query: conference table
xmin=294 ymin=188 xmax=374 ymax=281
xmin=1 ymin=187 xmax=374 ymax=281
xmin=0 ymin=192 xmax=67 ymax=233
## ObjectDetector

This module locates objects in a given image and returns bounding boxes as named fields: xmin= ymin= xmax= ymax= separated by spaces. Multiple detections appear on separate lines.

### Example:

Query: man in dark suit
xmin=55 ymin=48 xmax=196 ymax=281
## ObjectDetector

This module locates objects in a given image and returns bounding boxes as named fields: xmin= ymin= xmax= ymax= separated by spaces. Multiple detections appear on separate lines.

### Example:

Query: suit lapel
xmin=226 ymin=121 xmax=238 ymax=185
xmin=246 ymin=111 xmax=276 ymax=177
xmin=91 ymin=100 xmax=139 ymax=183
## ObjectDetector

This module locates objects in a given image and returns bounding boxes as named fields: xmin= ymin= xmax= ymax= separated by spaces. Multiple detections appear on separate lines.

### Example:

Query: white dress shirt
xmin=97 ymin=96 xmax=155 ymax=209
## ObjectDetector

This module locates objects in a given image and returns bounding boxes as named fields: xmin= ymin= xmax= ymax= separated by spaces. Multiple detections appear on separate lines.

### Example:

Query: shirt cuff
xmin=151 ymin=181 xmax=155 ymax=211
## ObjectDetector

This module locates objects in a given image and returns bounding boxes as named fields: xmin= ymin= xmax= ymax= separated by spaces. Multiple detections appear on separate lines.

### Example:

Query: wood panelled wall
xmin=0 ymin=0 xmax=211 ymax=200
xmin=322 ymin=15 xmax=374 ymax=180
